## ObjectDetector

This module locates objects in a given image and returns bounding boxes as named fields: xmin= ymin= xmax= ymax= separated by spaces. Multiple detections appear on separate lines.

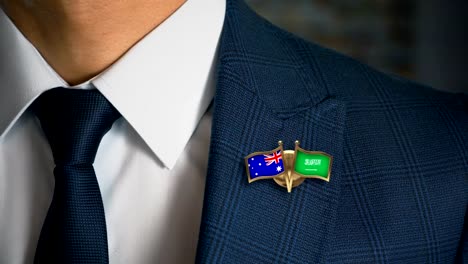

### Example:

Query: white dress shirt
xmin=0 ymin=0 xmax=225 ymax=263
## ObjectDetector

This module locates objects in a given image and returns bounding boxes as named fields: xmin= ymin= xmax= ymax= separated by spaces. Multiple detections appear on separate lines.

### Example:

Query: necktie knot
xmin=32 ymin=87 xmax=121 ymax=165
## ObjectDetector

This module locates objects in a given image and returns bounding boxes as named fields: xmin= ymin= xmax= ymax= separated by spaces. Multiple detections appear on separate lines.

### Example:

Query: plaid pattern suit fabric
xmin=196 ymin=0 xmax=468 ymax=263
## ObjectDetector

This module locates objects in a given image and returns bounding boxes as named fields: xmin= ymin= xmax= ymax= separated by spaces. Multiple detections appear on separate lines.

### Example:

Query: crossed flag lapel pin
xmin=244 ymin=141 xmax=332 ymax=192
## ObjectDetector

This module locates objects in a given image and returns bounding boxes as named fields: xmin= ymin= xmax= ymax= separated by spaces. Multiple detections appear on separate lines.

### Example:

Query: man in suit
xmin=0 ymin=0 xmax=466 ymax=263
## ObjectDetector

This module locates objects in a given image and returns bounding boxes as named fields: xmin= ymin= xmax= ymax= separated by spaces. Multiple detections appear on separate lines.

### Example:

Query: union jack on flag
xmin=264 ymin=150 xmax=282 ymax=166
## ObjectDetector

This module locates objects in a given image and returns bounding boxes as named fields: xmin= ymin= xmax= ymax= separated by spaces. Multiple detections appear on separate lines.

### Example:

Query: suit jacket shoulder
xmin=196 ymin=1 xmax=467 ymax=263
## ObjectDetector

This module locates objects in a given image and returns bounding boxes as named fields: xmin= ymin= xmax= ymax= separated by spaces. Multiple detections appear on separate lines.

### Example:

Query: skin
xmin=1 ymin=0 xmax=187 ymax=85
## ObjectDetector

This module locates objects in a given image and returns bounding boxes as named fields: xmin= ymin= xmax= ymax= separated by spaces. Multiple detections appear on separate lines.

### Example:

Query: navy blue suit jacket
xmin=196 ymin=1 xmax=467 ymax=263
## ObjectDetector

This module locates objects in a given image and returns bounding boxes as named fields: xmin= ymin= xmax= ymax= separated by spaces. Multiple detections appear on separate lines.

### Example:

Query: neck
xmin=2 ymin=0 xmax=186 ymax=85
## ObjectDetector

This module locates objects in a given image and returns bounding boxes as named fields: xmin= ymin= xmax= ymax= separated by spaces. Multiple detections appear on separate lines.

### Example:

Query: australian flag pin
xmin=244 ymin=141 xmax=333 ymax=192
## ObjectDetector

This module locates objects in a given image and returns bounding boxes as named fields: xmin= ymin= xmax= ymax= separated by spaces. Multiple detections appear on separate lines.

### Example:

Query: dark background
xmin=246 ymin=0 xmax=468 ymax=93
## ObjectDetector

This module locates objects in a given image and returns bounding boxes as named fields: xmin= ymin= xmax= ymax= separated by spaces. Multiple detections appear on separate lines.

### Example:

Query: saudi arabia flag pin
xmin=244 ymin=140 xmax=332 ymax=193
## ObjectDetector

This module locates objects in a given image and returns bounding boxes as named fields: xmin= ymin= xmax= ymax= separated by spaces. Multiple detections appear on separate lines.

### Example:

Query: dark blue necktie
xmin=32 ymin=88 xmax=121 ymax=263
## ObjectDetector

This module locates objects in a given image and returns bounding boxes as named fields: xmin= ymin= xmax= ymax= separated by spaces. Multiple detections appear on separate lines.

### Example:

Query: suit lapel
xmin=197 ymin=1 xmax=347 ymax=262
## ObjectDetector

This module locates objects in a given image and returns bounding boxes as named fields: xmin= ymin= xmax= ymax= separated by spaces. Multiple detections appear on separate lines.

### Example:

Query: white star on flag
xmin=276 ymin=166 xmax=282 ymax=172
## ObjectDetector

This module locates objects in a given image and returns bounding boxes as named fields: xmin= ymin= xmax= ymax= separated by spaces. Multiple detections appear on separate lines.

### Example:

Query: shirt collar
xmin=0 ymin=0 xmax=226 ymax=169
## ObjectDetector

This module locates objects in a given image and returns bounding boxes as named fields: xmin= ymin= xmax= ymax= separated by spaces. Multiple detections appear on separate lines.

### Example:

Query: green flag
xmin=294 ymin=148 xmax=332 ymax=181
